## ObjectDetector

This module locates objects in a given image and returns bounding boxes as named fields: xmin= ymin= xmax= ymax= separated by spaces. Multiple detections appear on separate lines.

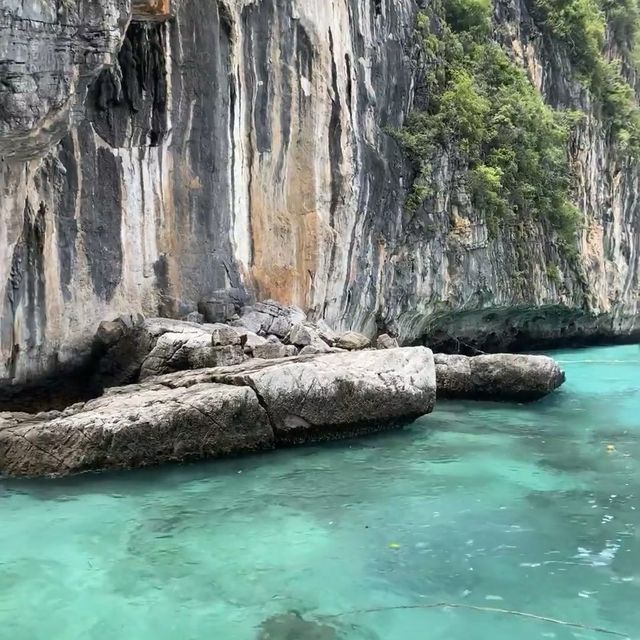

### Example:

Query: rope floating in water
xmin=320 ymin=602 xmax=630 ymax=638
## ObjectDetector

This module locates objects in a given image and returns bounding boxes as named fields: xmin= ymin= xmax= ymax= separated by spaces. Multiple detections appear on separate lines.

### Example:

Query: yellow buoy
xmin=606 ymin=444 xmax=615 ymax=453
xmin=388 ymin=543 xmax=401 ymax=549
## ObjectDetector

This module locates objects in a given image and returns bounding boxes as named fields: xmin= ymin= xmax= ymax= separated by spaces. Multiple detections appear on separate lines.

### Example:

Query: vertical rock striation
xmin=0 ymin=0 xmax=638 ymax=385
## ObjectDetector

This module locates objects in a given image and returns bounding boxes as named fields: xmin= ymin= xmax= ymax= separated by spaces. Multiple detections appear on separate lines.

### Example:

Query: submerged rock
xmin=435 ymin=353 xmax=565 ymax=401
xmin=257 ymin=613 xmax=338 ymax=640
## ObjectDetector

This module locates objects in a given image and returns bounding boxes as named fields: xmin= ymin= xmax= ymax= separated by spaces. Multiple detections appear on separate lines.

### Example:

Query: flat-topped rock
xmin=155 ymin=347 xmax=436 ymax=445
xmin=0 ymin=347 xmax=436 ymax=477
xmin=0 ymin=383 xmax=272 ymax=477
xmin=435 ymin=353 xmax=565 ymax=401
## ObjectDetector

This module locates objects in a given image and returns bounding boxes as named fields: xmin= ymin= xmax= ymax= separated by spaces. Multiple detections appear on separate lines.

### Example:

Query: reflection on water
xmin=0 ymin=345 xmax=639 ymax=639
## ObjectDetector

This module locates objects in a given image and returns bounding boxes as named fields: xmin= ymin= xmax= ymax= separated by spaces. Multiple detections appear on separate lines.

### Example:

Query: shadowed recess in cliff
xmin=422 ymin=305 xmax=640 ymax=355
xmin=87 ymin=21 xmax=168 ymax=148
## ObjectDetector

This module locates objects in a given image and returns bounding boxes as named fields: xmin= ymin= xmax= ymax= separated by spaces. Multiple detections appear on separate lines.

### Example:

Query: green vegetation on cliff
xmin=530 ymin=0 xmax=640 ymax=147
xmin=395 ymin=0 xmax=640 ymax=247
xmin=395 ymin=0 xmax=580 ymax=244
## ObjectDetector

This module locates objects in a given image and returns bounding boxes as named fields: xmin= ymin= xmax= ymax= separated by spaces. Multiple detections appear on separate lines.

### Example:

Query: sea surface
xmin=1 ymin=344 xmax=639 ymax=639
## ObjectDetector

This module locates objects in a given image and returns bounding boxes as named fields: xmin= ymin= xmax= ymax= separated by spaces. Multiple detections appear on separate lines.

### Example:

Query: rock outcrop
xmin=0 ymin=346 xmax=437 ymax=477
xmin=434 ymin=353 xmax=566 ymax=401
xmin=157 ymin=347 xmax=437 ymax=445
xmin=1 ymin=0 xmax=638 ymax=386
xmin=0 ymin=382 xmax=272 ymax=477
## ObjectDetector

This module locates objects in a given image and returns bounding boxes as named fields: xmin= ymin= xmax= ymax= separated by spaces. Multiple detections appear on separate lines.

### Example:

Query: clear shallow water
xmin=1 ymin=345 xmax=639 ymax=640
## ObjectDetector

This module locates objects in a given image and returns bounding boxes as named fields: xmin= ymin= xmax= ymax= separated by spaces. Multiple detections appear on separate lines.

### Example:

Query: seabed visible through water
xmin=1 ymin=345 xmax=639 ymax=639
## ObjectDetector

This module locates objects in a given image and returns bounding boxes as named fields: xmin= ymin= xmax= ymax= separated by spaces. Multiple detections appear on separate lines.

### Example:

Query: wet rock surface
xmin=435 ymin=353 xmax=566 ymax=401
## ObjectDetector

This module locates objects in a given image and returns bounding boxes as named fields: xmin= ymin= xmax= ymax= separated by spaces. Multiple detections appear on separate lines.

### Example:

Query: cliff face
xmin=0 ymin=0 xmax=638 ymax=384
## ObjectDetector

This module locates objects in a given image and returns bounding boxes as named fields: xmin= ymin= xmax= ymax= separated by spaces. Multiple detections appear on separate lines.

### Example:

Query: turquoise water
xmin=1 ymin=345 xmax=639 ymax=640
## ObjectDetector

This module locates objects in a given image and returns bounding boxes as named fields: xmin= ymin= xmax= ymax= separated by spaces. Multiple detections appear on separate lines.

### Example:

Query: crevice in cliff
xmin=328 ymin=30 xmax=344 ymax=232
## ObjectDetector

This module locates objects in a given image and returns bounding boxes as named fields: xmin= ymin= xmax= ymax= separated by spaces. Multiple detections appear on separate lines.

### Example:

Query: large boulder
xmin=299 ymin=342 xmax=331 ymax=355
xmin=234 ymin=300 xmax=306 ymax=338
xmin=315 ymin=320 xmax=338 ymax=346
xmin=376 ymin=333 xmax=400 ymax=349
xmin=253 ymin=342 xmax=291 ymax=360
xmin=335 ymin=331 xmax=371 ymax=350
xmin=288 ymin=323 xmax=316 ymax=347
xmin=435 ymin=353 xmax=565 ymax=401
xmin=0 ymin=383 xmax=273 ymax=477
xmin=157 ymin=347 xmax=436 ymax=445
xmin=210 ymin=323 xmax=243 ymax=347
xmin=288 ymin=323 xmax=331 ymax=354
xmin=139 ymin=333 xmax=245 ymax=379
xmin=96 ymin=317 xmax=246 ymax=384
xmin=238 ymin=329 xmax=268 ymax=355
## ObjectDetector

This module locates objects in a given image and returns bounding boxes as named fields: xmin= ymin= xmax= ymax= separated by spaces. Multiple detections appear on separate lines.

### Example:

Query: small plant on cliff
xmin=394 ymin=0 xmax=580 ymax=250
xmin=547 ymin=263 xmax=562 ymax=284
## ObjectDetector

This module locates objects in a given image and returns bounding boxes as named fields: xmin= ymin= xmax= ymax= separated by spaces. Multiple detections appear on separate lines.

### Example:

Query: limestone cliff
xmin=0 ymin=0 xmax=638 ymax=384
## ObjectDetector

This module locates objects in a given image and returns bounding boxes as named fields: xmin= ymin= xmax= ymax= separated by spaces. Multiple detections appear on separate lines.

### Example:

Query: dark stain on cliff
xmin=78 ymin=124 xmax=124 ymax=301
xmin=275 ymin=4 xmax=294 ymax=176
xmin=295 ymin=21 xmax=314 ymax=125
xmin=166 ymin=0 xmax=244 ymax=302
xmin=153 ymin=254 xmax=173 ymax=317
xmin=1 ymin=200 xmax=47 ymax=380
xmin=54 ymin=135 xmax=79 ymax=300
xmin=242 ymin=0 xmax=275 ymax=153
xmin=87 ymin=22 xmax=168 ymax=148
xmin=328 ymin=29 xmax=344 ymax=227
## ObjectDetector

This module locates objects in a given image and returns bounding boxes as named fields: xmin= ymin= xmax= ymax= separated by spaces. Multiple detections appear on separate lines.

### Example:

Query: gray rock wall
xmin=0 ymin=0 xmax=638 ymax=384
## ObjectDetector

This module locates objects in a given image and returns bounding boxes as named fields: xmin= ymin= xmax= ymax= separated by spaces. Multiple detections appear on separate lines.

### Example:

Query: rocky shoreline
xmin=0 ymin=301 xmax=566 ymax=478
